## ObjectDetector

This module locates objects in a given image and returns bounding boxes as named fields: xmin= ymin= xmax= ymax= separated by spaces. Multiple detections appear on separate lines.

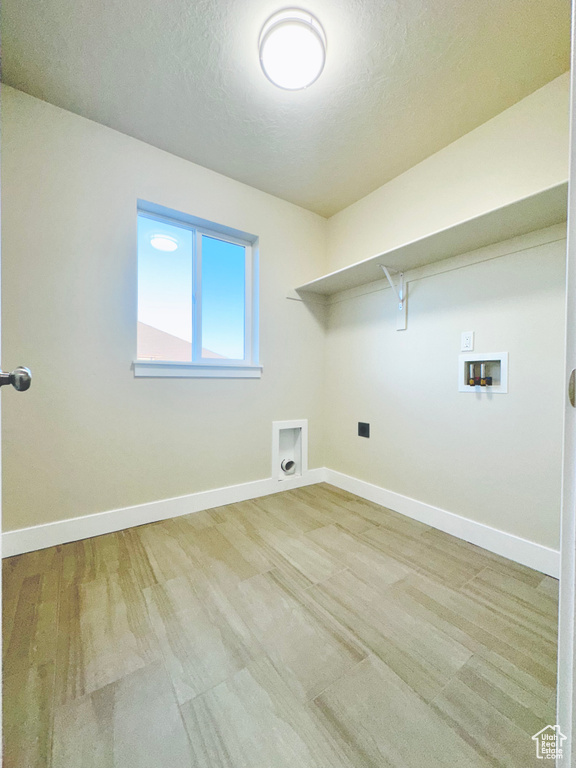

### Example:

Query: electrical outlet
xmin=461 ymin=331 xmax=474 ymax=352
xmin=358 ymin=422 xmax=370 ymax=438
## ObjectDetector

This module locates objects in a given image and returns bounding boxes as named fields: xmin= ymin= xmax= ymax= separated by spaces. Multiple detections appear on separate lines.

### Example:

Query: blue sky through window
xmin=137 ymin=214 xmax=246 ymax=361
xmin=201 ymin=235 xmax=245 ymax=360
xmin=138 ymin=216 xmax=193 ymax=343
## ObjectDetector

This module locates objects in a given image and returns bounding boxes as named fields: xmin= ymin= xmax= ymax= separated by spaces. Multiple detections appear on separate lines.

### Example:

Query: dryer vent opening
xmin=272 ymin=420 xmax=308 ymax=482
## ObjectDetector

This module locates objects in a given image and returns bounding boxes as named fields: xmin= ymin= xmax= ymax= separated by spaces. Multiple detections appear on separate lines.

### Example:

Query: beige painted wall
xmin=1 ymin=87 xmax=327 ymax=531
xmin=323 ymin=229 xmax=566 ymax=549
xmin=321 ymin=73 xmax=569 ymax=551
xmin=327 ymin=72 xmax=570 ymax=272
xmin=2 ymin=73 xmax=569 ymax=551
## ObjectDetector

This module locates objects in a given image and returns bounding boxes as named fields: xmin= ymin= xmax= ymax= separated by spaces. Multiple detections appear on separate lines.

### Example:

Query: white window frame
xmin=134 ymin=206 xmax=261 ymax=379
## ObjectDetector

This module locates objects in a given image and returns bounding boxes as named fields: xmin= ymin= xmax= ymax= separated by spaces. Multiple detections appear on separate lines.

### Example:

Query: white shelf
xmin=296 ymin=182 xmax=568 ymax=297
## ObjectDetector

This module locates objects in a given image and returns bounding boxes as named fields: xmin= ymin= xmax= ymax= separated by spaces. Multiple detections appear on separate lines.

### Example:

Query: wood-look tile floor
xmin=3 ymin=483 xmax=558 ymax=768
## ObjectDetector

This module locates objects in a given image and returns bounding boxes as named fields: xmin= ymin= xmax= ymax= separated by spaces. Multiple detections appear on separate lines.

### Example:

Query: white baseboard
xmin=2 ymin=467 xmax=560 ymax=577
xmin=324 ymin=469 xmax=560 ymax=578
xmin=1 ymin=469 xmax=324 ymax=558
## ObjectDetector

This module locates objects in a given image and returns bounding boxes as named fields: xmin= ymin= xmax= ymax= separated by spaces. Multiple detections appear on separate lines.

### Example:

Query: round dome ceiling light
xmin=150 ymin=233 xmax=178 ymax=252
xmin=259 ymin=9 xmax=326 ymax=90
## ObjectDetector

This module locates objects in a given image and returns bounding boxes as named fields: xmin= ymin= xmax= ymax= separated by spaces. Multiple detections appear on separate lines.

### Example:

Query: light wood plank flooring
xmin=3 ymin=483 xmax=558 ymax=767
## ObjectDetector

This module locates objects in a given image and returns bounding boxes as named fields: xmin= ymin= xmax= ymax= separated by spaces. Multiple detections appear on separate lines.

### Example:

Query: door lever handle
xmin=0 ymin=366 xmax=32 ymax=392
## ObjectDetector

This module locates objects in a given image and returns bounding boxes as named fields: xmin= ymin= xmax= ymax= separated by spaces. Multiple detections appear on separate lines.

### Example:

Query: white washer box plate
xmin=458 ymin=352 xmax=508 ymax=393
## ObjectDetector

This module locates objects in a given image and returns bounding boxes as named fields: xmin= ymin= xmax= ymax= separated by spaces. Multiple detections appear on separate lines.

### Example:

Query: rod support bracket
xmin=379 ymin=264 xmax=407 ymax=330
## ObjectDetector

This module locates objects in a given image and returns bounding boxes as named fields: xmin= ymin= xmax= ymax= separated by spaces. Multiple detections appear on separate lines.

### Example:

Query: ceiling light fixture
xmin=150 ymin=233 xmax=178 ymax=252
xmin=259 ymin=9 xmax=326 ymax=90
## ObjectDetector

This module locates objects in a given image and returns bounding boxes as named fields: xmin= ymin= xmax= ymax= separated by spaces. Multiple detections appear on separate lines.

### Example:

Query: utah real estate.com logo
xmin=532 ymin=725 xmax=567 ymax=760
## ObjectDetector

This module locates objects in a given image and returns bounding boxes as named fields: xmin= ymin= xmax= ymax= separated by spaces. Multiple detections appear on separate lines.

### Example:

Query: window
xmin=134 ymin=204 xmax=260 ymax=378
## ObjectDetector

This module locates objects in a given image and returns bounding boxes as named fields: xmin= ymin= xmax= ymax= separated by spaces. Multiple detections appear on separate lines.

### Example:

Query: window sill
xmin=133 ymin=360 xmax=262 ymax=379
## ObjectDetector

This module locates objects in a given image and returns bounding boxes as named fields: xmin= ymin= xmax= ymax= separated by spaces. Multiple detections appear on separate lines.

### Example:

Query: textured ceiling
xmin=2 ymin=0 xmax=571 ymax=217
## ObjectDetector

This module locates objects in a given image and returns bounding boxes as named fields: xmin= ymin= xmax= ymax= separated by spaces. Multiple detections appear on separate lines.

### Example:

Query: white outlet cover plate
xmin=461 ymin=331 xmax=474 ymax=351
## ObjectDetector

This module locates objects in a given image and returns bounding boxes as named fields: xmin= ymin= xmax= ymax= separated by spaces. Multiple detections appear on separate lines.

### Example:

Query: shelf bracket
xmin=379 ymin=265 xmax=407 ymax=330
